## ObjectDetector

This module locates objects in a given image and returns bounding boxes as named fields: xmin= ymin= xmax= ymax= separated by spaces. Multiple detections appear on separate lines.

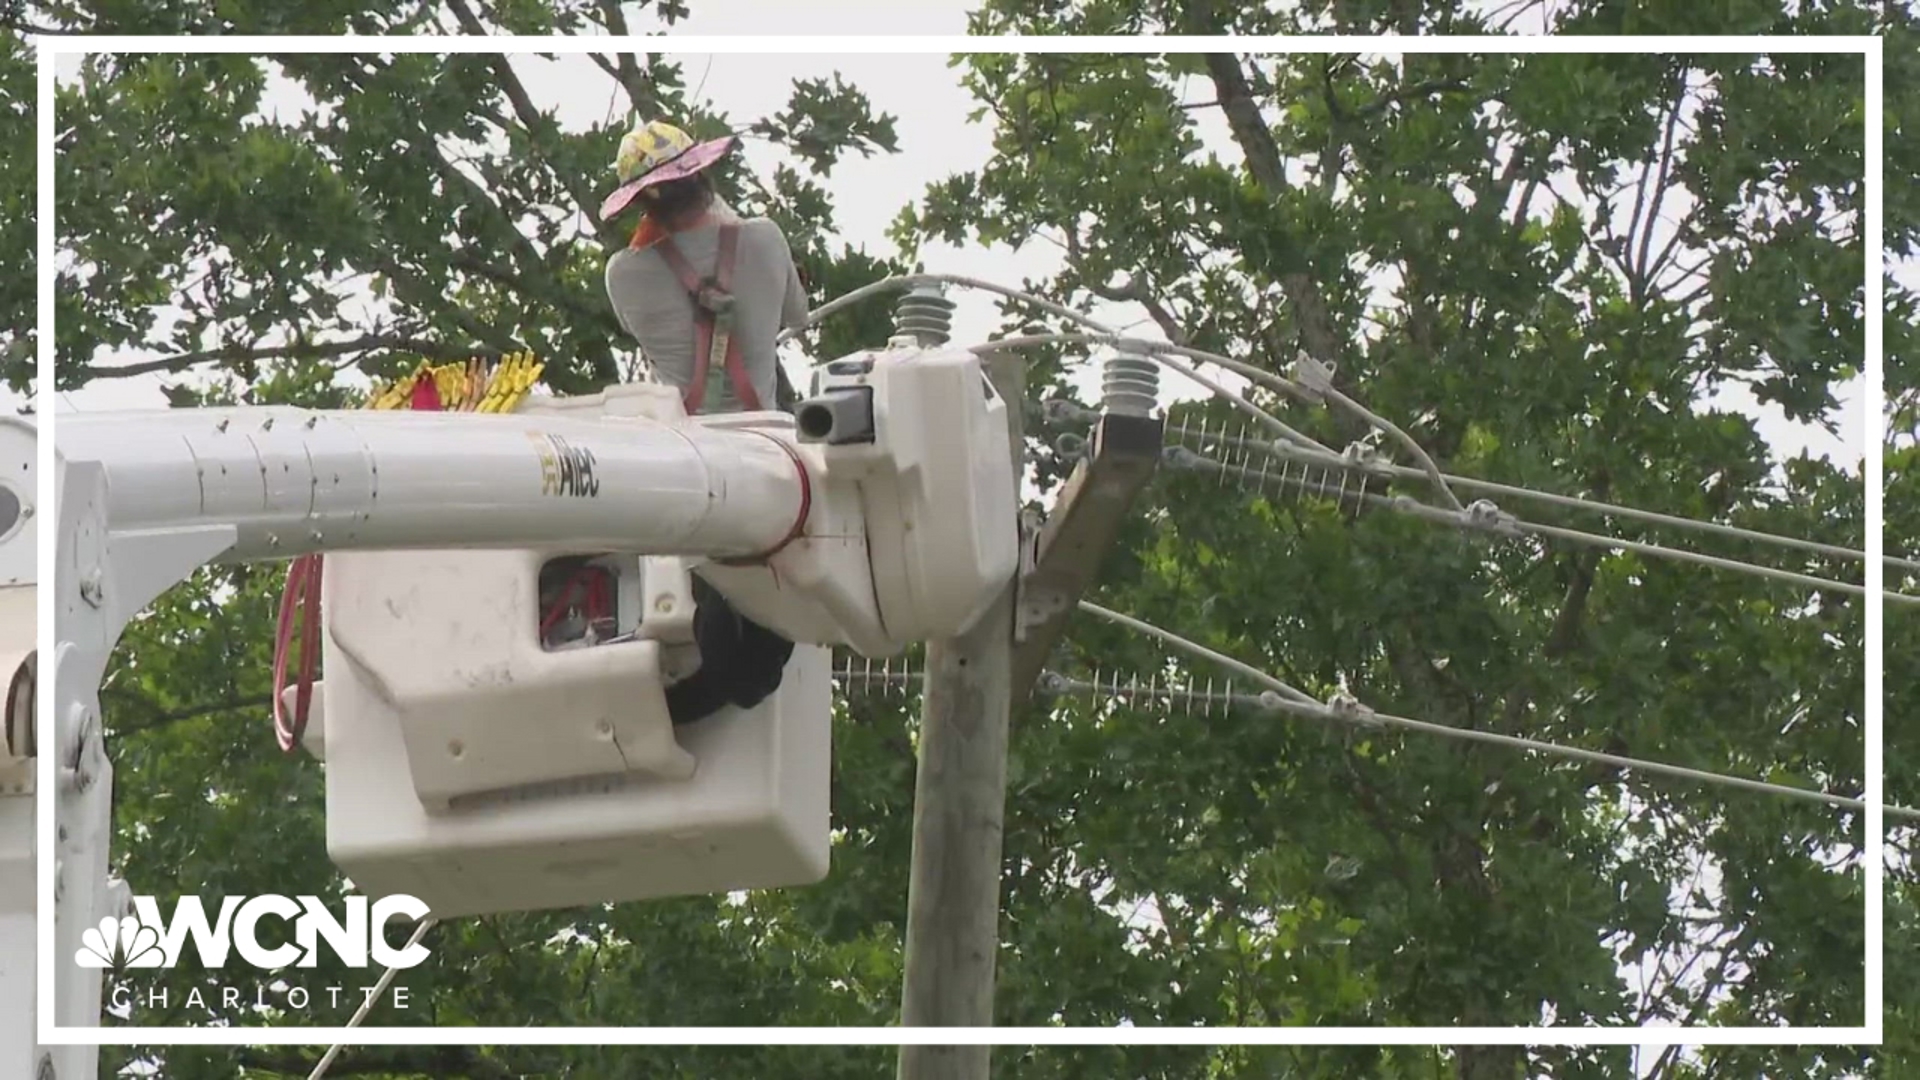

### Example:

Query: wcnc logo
xmin=75 ymin=894 xmax=432 ymax=972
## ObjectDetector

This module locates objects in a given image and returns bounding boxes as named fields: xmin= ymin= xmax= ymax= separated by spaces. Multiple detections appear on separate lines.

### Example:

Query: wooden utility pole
xmin=897 ymin=354 xmax=1024 ymax=1080
xmin=897 ymin=338 xmax=1163 ymax=1080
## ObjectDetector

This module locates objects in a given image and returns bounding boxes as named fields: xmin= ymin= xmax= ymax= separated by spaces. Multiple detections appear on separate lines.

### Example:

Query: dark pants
xmin=665 ymin=575 xmax=796 ymax=725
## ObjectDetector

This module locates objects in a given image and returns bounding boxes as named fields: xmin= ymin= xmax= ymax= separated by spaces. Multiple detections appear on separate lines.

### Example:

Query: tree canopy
xmin=2 ymin=31 xmax=34 ymax=395
xmin=29 ymin=0 xmax=1920 ymax=1077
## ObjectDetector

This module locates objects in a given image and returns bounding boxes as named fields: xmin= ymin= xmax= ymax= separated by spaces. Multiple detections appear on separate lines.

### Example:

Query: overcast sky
xmin=51 ymin=40 xmax=1875 ymax=477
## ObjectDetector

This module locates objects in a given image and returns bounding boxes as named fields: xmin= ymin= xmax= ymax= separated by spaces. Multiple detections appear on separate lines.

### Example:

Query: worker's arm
xmin=605 ymin=250 xmax=642 ymax=339
xmin=776 ymin=228 xmax=810 ymax=332
xmin=767 ymin=225 xmax=808 ymax=409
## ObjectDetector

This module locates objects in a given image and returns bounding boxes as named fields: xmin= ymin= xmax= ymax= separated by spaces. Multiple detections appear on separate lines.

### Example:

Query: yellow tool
xmin=366 ymin=352 xmax=544 ymax=414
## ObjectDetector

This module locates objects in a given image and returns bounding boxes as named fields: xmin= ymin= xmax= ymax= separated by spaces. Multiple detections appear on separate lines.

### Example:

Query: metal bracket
xmin=1010 ymin=412 xmax=1164 ymax=696
xmin=1012 ymin=508 xmax=1051 ymax=642
xmin=1016 ymin=586 xmax=1072 ymax=643
xmin=1289 ymin=349 xmax=1337 ymax=403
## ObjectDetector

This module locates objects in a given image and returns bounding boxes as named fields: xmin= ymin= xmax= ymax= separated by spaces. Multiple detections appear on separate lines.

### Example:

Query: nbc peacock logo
xmin=71 ymin=894 xmax=432 ymax=973
xmin=75 ymin=914 xmax=169 ymax=971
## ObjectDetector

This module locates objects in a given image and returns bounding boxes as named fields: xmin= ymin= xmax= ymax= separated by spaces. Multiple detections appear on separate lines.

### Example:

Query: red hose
xmin=271 ymin=553 xmax=324 ymax=754
xmin=539 ymin=567 xmax=608 ymax=639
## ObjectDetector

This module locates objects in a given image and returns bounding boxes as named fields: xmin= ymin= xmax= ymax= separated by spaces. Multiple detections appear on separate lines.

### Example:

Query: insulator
xmin=1101 ymin=347 xmax=1159 ymax=417
xmin=1266 ymin=454 xmax=1372 ymax=522
xmin=832 ymin=652 xmax=923 ymax=698
xmin=1166 ymin=421 xmax=1377 ymax=522
xmin=893 ymin=285 xmax=956 ymax=347
xmin=1048 ymin=671 xmax=1252 ymax=718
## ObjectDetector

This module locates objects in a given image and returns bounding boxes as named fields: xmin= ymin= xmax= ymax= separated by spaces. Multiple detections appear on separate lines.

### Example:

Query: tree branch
xmin=384 ymin=38 xmax=619 ymax=382
xmin=1061 ymin=228 xmax=1191 ymax=347
xmin=1545 ymin=550 xmax=1599 ymax=660
xmin=1198 ymin=50 xmax=1344 ymax=365
xmin=446 ymin=248 xmax=624 ymax=341
xmin=447 ymin=0 xmax=623 ymax=249
xmin=1634 ymin=69 xmax=1690 ymax=296
xmin=78 ymin=333 xmax=455 ymax=382
xmin=1354 ymin=78 xmax=1476 ymax=119
xmin=587 ymin=51 xmax=621 ymax=85
xmin=105 ymin=694 xmax=274 ymax=737
xmin=592 ymin=0 xmax=673 ymax=127
xmin=366 ymin=252 xmax=523 ymax=356
xmin=1495 ymin=546 xmax=1600 ymax=737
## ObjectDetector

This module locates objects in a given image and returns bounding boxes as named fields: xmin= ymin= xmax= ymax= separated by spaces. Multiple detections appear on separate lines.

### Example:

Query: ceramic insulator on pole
xmin=894 ymin=285 xmax=956 ymax=348
xmin=1101 ymin=346 xmax=1159 ymax=417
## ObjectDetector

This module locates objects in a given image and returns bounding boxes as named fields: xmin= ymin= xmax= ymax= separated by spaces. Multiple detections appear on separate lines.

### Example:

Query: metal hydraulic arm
xmin=15 ymin=344 xmax=1020 ymax=1069
xmin=0 ymin=416 xmax=85 ymax=1080
xmin=53 ymin=405 xmax=811 ymax=565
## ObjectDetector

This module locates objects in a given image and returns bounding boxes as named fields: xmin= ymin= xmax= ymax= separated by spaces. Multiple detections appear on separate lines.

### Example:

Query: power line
xmin=795 ymin=277 xmax=1913 ymax=807
xmin=836 ymin=656 xmax=1256 ymax=718
xmin=785 ymin=274 xmax=1328 ymax=452
xmin=1284 ymin=349 xmax=1464 ymax=512
xmin=973 ymin=330 xmax=1466 ymax=509
xmin=977 ymin=331 xmax=1329 ymax=453
xmin=1071 ymin=602 xmax=1920 ymax=824
xmin=787 ymin=273 xmax=1302 ymax=399
xmin=1140 ymin=409 xmax=1915 ymax=573
xmin=1520 ymin=516 xmax=1913 ymax=606
xmin=1070 ymin=600 xmax=1318 ymax=707
xmin=307 ymin=916 xmax=438 ymax=1080
xmin=785 ymin=273 xmax=1120 ymax=351
xmin=1167 ymin=446 xmax=1918 ymax=607
xmin=795 ymin=274 xmax=1890 ymax=575
xmin=831 ymin=653 xmax=1918 ymax=823
xmin=792 ymin=275 xmax=1466 ymax=511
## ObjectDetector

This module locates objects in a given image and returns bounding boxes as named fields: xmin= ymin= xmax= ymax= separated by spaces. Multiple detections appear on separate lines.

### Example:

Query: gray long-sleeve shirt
xmin=604 ymin=208 xmax=809 ymax=413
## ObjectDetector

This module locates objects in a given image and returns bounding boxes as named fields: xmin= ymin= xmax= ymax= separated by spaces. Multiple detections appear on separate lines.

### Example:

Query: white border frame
xmin=34 ymin=33 xmax=1884 ymax=1047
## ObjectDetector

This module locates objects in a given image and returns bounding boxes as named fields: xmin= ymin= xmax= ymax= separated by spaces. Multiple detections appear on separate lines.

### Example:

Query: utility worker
xmin=599 ymin=118 xmax=804 ymax=724
xmin=600 ymin=119 xmax=810 ymax=414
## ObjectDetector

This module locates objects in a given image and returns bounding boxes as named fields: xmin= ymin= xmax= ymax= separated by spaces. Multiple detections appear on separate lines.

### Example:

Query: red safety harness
xmin=634 ymin=215 xmax=810 ymax=568
xmin=648 ymin=222 xmax=762 ymax=414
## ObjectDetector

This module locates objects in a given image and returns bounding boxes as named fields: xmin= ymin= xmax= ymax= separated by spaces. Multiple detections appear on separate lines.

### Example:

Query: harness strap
xmin=654 ymin=224 xmax=761 ymax=413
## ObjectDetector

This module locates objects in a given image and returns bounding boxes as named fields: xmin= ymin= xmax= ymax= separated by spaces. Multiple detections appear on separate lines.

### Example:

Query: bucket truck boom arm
xmin=14 ymin=343 xmax=1019 ymax=1069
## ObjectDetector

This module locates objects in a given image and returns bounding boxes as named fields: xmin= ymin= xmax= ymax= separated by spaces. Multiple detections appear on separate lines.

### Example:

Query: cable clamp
xmin=1325 ymin=690 xmax=1380 ymax=728
xmin=1161 ymin=444 xmax=1205 ymax=471
xmin=1460 ymin=498 xmax=1521 ymax=538
xmin=1288 ymin=350 xmax=1337 ymax=403
xmin=1035 ymin=671 xmax=1071 ymax=698
xmin=1036 ymin=397 xmax=1082 ymax=422
xmin=1340 ymin=439 xmax=1393 ymax=476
